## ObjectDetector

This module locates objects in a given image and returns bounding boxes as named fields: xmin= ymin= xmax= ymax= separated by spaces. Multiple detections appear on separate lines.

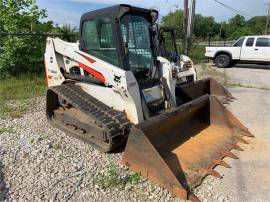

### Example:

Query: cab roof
xmin=242 ymin=35 xmax=270 ymax=38
xmin=80 ymin=4 xmax=158 ymax=24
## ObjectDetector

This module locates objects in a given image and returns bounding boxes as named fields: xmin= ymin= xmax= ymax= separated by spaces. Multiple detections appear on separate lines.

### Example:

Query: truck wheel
xmin=215 ymin=54 xmax=231 ymax=68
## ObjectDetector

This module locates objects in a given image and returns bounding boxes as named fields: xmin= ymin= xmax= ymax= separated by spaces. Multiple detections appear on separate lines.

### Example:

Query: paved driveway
xmin=225 ymin=64 xmax=270 ymax=89
xmin=218 ymin=86 xmax=270 ymax=202
xmin=195 ymin=65 xmax=270 ymax=202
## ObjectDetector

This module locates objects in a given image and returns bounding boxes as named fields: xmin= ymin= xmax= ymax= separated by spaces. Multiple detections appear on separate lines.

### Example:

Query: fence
xmin=175 ymin=37 xmax=237 ymax=63
xmin=0 ymin=32 xmax=237 ymax=76
xmin=0 ymin=32 xmax=78 ymax=76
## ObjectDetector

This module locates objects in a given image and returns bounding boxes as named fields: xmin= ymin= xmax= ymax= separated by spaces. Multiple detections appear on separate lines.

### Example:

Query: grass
xmin=0 ymin=74 xmax=46 ymax=100
xmin=225 ymin=82 xmax=270 ymax=90
xmin=176 ymin=43 xmax=207 ymax=64
xmin=92 ymin=163 xmax=141 ymax=189
xmin=0 ymin=100 xmax=30 ymax=118
xmin=197 ymin=63 xmax=227 ymax=84
xmin=188 ymin=45 xmax=206 ymax=64
xmin=0 ymin=74 xmax=46 ymax=118
xmin=0 ymin=126 xmax=14 ymax=134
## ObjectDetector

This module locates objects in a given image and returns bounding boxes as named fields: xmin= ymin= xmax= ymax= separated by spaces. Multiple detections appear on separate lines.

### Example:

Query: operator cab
xmin=79 ymin=4 xmax=173 ymax=117
xmin=79 ymin=4 xmax=159 ymax=83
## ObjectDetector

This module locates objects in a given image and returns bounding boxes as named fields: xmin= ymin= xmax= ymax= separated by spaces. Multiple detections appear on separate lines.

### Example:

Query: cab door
xmin=240 ymin=37 xmax=257 ymax=61
xmin=254 ymin=37 xmax=270 ymax=62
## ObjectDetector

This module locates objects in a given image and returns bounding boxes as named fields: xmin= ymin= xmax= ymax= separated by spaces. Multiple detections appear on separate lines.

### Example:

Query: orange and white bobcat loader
xmin=44 ymin=4 xmax=253 ymax=200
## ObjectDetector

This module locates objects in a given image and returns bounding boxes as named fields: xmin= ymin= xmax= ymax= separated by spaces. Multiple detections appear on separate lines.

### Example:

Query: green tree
xmin=0 ymin=0 xmax=53 ymax=76
xmin=227 ymin=15 xmax=246 ymax=38
xmin=52 ymin=24 xmax=79 ymax=42
xmin=246 ymin=16 xmax=267 ymax=35
xmin=194 ymin=14 xmax=219 ymax=38
xmin=160 ymin=9 xmax=184 ymax=38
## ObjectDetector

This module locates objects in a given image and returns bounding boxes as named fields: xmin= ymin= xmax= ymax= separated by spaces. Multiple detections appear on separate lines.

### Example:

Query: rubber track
xmin=49 ymin=84 xmax=130 ymax=150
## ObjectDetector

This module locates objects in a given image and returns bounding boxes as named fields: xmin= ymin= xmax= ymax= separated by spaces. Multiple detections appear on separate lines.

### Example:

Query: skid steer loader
xmin=44 ymin=4 xmax=253 ymax=200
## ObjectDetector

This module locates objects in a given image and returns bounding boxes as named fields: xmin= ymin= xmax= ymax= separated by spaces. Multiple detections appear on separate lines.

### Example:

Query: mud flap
xmin=176 ymin=78 xmax=235 ymax=104
xmin=123 ymin=95 xmax=254 ymax=200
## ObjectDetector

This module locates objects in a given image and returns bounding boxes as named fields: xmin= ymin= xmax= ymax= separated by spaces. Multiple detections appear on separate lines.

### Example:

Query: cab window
xmin=82 ymin=18 xmax=119 ymax=66
xmin=245 ymin=37 xmax=254 ymax=47
xmin=256 ymin=38 xmax=270 ymax=47
xmin=120 ymin=15 xmax=154 ymax=72
xmin=233 ymin=37 xmax=245 ymax=47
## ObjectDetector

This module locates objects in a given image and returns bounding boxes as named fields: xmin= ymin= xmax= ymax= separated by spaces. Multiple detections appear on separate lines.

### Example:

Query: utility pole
xmin=187 ymin=0 xmax=196 ymax=55
xmin=190 ymin=0 xmax=196 ymax=37
xmin=265 ymin=3 xmax=270 ymax=34
xmin=182 ymin=0 xmax=189 ymax=55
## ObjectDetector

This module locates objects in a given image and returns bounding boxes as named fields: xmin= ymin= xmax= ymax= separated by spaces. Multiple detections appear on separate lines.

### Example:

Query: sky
xmin=37 ymin=0 xmax=270 ymax=28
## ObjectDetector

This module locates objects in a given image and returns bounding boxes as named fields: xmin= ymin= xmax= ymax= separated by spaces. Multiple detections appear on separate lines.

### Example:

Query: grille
xmin=69 ymin=66 xmax=81 ymax=75
xmin=184 ymin=61 xmax=192 ymax=68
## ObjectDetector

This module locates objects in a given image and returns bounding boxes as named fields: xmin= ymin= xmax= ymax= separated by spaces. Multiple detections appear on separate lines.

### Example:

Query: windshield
xmin=82 ymin=17 xmax=119 ymax=66
xmin=233 ymin=37 xmax=245 ymax=47
xmin=120 ymin=15 xmax=154 ymax=74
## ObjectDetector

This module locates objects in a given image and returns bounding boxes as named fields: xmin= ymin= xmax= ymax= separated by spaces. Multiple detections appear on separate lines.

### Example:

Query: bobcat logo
xmin=114 ymin=75 xmax=121 ymax=83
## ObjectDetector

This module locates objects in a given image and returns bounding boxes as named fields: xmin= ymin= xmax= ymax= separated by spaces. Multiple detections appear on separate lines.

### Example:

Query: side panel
xmin=253 ymin=37 xmax=270 ymax=62
xmin=158 ymin=57 xmax=176 ymax=103
xmin=44 ymin=38 xmax=65 ymax=86
xmin=240 ymin=37 xmax=257 ymax=61
xmin=123 ymin=71 xmax=144 ymax=123
xmin=76 ymin=72 xmax=144 ymax=124
xmin=224 ymin=47 xmax=241 ymax=60
xmin=179 ymin=55 xmax=197 ymax=81
xmin=205 ymin=47 xmax=217 ymax=58
xmin=77 ymin=83 xmax=126 ymax=112
xmin=44 ymin=37 xmax=144 ymax=124
xmin=216 ymin=47 xmax=241 ymax=60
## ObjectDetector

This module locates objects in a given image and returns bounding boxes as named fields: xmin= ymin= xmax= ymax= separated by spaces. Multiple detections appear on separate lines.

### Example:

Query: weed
xmin=37 ymin=135 xmax=48 ymax=142
xmin=53 ymin=142 xmax=62 ymax=150
xmin=197 ymin=63 xmax=226 ymax=84
xmin=0 ymin=126 xmax=14 ymax=134
xmin=0 ymin=100 xmax=29 ymax=118
xmin=0 ymin=74 xmax=46 ymax=118
xmin=30 ymin=138 xmax=35 ymax=144
xmin=92 ymin=162 xmax=141 ymax=189
xmin=125 ymin=172 xmax=141 ymax=184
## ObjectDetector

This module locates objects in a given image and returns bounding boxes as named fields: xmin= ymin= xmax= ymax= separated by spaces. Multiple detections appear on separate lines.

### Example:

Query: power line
xmin=0 ymin=32 xmax=76 ymax=37
xmin=213 ymin=0 xmax=253 ymax=18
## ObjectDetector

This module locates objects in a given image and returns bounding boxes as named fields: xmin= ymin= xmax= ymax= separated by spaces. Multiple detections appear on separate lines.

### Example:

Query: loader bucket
xmin=123 ymin=95 xmax=254 ymax=200
xmin=176 ymin=78 xmax=235 ymax=104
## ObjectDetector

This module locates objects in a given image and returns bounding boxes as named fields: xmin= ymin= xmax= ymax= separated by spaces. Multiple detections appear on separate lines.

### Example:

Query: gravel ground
xmin=1 ymin=65 xmax=269 ymax=201
xmin=0 ymin=97 xmax=182 ymax=202
xmin=0 ymin=95 xmax=258 ymax=202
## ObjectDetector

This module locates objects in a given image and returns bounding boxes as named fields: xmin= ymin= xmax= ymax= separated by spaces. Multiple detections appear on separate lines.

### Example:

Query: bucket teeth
xmin=202 ymin=169 xmax=222 ymax=179
xmin=188 ymin=194 xmax=200 ymax=202
xmin=232 ymin=144 xmax=244 ymax=151
xmin=213 ymin=159 xmax=231 ymax=168
xmin=241 ymin=130 xmax=255 ymax=138
xmin=237 ymin=137 xmax=249 ymax=144
xmin=223 ymin=151 xmax=239 ymax=159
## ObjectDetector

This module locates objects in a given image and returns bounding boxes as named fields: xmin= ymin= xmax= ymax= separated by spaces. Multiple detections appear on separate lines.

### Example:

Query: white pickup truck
xmin=205 ymin=35 xmax=270 ymax=68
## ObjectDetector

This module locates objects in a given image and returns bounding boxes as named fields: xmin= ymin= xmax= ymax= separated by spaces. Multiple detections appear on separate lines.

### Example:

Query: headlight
xmin=184 ymin=60 xmax=193 ymax=68
xmin=172 ymin=66 xmax=177 ymax=78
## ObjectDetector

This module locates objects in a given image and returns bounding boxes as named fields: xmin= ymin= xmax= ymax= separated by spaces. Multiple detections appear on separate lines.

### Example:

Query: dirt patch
xmin=195 ymin=63 xmax=227 ymax=84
